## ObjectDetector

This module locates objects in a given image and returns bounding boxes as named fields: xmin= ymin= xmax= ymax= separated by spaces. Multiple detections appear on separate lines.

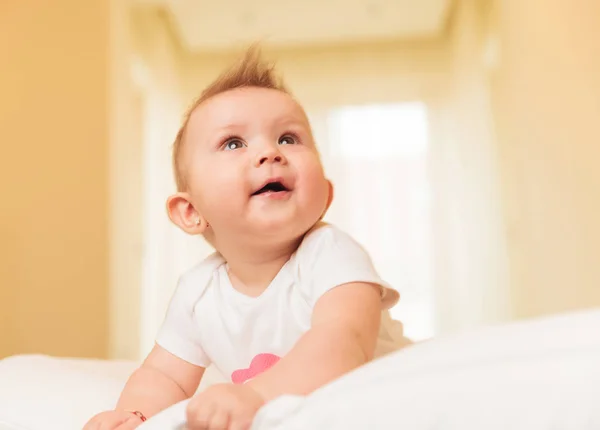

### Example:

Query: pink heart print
xmin=231 ymin=353 xmax=281 ymax=384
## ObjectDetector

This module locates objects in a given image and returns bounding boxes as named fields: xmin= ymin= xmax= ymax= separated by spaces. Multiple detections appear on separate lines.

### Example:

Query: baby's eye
xmin=224 ymin=139 xmax=246 ymax=151
xmin=278 ymin=134 xmax=298 ymax=145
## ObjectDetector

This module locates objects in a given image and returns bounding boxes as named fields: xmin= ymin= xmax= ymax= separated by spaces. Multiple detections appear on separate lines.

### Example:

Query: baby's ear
xmin=326 ymin=179 xmax=334 ymax=211
xmin=166 ymin=193 xmax=208 ymax=235
xmin=321 ymin=179 xmax=335 ymax=219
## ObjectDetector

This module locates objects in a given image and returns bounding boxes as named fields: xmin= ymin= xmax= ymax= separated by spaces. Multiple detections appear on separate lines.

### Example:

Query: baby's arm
xmin=248 ymin=281 xmax=381 ymax=401
xmin=84 ymin=345 xmax=204 ymax=429
xmin=116 ymin=345 xmax=204 ymax=416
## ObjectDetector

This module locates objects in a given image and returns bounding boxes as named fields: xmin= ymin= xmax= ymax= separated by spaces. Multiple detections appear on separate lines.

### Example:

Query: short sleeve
xmin=155 ymin=258 xmax=220 ymax=368
xmin=296 ymin=224 xmax=399 ymax=309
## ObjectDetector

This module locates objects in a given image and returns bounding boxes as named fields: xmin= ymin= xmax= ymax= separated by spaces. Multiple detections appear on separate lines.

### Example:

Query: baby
xmin=84 ymin=46 xmax=408 ymax=430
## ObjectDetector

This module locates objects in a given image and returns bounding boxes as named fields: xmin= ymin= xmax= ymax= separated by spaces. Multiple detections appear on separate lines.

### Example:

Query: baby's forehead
xmin=188 ymin=87 xmax=309 ymax=134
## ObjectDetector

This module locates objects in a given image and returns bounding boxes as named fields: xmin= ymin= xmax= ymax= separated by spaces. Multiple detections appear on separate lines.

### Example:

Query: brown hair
xmin=172 ymin=45 xmax=288 ymax=191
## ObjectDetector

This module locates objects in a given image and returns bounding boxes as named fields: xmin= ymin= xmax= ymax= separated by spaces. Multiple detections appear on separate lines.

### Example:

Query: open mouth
xmin=251 ymin=181 xmax=290 ymax=196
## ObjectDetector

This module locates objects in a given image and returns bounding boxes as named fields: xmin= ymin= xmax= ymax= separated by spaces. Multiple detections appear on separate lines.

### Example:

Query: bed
xmin=1 ymin=308 xmax=599 ymax=430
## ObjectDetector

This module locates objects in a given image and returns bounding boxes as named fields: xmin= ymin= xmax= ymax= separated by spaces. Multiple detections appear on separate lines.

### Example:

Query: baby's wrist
xmin=124 ymin=410 xmax=147 ymax=422
xmin=245 ymin=380 xmax=268 ymax=403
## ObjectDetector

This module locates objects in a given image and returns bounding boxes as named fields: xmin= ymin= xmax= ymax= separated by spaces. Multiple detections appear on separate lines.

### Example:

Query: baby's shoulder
xmin=174 ymin=252 xmax=226 ymax=299
xmin=294 ymin=222 xmax=369 ymax=266
xmin=301 ymin=221 xmax=365 ymax=248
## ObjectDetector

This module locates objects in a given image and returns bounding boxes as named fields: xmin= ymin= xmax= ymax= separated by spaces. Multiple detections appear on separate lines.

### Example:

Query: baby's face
xmin=181 ymin=87 xmax=330 ymax=244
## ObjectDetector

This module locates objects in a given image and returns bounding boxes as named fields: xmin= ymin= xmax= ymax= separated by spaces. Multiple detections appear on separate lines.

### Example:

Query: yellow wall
xmin=0 ymin=1 xmax=110 ymax=358
xmin=128 ymin=9 xmax=191 ymax=360
xmin=108 ymin=1 xmax=144 ymax=361
xmin=491 ymin=0 xmax=600 ymax=318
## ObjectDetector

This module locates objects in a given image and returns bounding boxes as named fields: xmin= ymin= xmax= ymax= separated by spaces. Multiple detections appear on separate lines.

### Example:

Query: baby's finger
xmin=98 ymin=414 xmax=129 ymax=430
xmin=115 ymin=416 xmax=143 ymax=430
xmin=228 ymin=418 xmax=252 ymax=430
xmin=208 ymin=410 xmax=229 ymax=430
xmin=84 ymin=413 xmax=115 ymax=430
xmin=81 ymin=420 xmax=98 ymax=430
xmin=187 ymin=403 xmax=215 ymax=430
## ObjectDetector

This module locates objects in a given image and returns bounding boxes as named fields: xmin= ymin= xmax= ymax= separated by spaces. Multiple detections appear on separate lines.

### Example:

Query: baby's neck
xmin=221 ymin=237 xmax=302 ymax=295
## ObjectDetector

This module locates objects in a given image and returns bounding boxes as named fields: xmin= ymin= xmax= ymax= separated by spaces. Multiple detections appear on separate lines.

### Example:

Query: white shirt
xmin=156 ymin=223 xmax=408 ymax=384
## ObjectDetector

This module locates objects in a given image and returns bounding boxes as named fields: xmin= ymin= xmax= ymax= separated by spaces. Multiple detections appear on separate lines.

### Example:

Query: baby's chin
xmin=247 ymin=212 xmax=317 ymax=240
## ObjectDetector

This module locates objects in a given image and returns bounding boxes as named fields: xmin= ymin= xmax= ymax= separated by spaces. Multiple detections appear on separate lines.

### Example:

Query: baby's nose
xmin=255 ymin=145 xmax=287 ymax=166
xmin=258 ymin=153 xmax=283 ymax=165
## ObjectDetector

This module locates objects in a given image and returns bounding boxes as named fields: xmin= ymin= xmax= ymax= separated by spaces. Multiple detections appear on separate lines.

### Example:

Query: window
xmin=314 ymin=102 xmax=434 ymax=341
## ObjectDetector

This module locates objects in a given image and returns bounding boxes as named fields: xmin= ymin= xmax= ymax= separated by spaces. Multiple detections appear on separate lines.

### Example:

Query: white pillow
xmin=252 ymin=308 xmax=600 ymax=430
xmin=0 ymin=355 xmax=136 ymax=430
xmin=0 ymin=355 xmax=228 ymax=430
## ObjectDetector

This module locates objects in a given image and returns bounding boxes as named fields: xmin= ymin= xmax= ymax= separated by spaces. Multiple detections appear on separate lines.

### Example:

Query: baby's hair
xmin=172 ymin=45 xmax=289 ymax=191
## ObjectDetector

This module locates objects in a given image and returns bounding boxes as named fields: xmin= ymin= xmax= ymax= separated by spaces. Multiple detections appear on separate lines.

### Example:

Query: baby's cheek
xmin=201 ymin=170 xmax=241 ymax=197
xmin=303 ymin=168 xmax=329 ymax=197
xmin=194 ymin=180 xmax=241 ymax=215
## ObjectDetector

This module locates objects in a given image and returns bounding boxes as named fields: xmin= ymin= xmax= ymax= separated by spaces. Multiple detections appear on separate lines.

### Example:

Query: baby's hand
xmin=82 ymin=410 xmax=145 ymax=430
xmin=186 ymin=383 xmax=265 ymax=430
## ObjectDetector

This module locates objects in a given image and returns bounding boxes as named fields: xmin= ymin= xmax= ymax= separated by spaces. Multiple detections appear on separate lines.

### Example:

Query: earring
xmin=195 ymin=219 xmax=209 ymax=228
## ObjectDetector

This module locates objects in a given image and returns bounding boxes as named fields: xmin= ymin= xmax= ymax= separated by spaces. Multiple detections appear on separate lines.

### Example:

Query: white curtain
xmin=310 ymin=103 xmax=434 ymax=341
xmin=426 ymin=0 xmax=511 ymax=334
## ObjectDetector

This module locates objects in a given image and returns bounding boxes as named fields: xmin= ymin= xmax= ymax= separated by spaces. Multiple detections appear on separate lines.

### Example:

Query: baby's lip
xmin=251 ymin=177 xmax=293 ymax=196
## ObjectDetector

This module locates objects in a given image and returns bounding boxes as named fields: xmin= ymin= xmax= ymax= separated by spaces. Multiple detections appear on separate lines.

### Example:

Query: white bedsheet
xmin=250 ymin=307 xmax=600 ymax=430
xmin=1 ymin=308 xmax=599 ymax=430
xmin=139 ymin=308 xmax=600 ymax=430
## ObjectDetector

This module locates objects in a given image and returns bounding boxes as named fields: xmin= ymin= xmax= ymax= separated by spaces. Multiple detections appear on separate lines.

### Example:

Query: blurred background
xmin=1 ymin=0 xmax=599 ymax=362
